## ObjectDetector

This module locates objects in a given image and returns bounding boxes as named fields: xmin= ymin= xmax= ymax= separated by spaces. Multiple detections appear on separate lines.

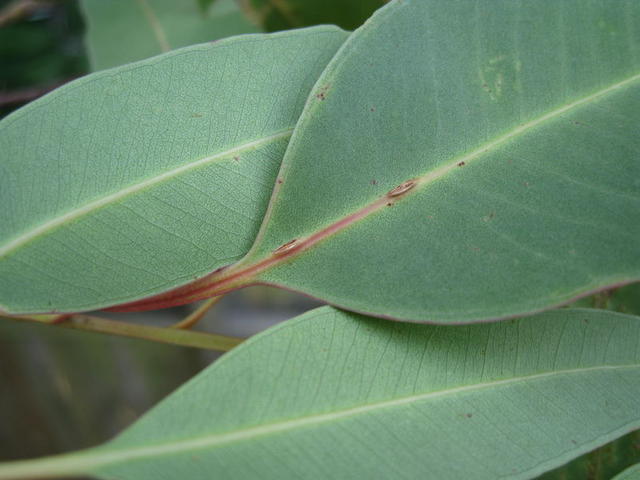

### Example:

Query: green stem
xmin=0 ymin=450 xmax=96 ymax=480
xmin=1 ymin=313 xmax=242 ymax=352
xmin=171 ymin=296 xmax=222 ymax=329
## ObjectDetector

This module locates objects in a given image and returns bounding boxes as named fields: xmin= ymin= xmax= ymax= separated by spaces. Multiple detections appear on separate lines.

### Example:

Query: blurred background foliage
xmin=0 ymin=1 xmax=638 ymax=478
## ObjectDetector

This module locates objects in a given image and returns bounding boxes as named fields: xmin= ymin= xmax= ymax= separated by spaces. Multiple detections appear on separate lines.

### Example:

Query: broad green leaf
xmin=0 ymin=27 xmax=348 ymax=314
xmin=82 ymin=0 xmax=260 ymax=70
xmin=238 ymin=0 xmax=385 ymax=31
xmin=151 ymin=0 xmax=640 ymax=321
xmin=615 ymin=464 xmax=640 ymax=480
xmin=1 ymin=308 xmax=639 ymax=479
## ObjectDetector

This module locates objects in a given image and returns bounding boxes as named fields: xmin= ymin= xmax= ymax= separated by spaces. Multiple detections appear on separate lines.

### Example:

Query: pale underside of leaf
xmin=0 ymin=308 xmax=638 ymax=479
xmin=117 ymin=64 xmax=640 ymax=317
xmin=0 ymin=130 xmax=292 ymax=260
xmin=121 ymin=0 xmax=640 ymax=322
xmin=0 ymin=27 xmax=349 ymax=314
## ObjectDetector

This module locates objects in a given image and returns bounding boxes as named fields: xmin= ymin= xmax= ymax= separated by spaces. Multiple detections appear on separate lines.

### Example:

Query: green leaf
xmin=0 ymin=27 xmax=348 ymax=314
xmin=1 ymin=307 xmax=639 ymax=479
xmin=615 ymin=463 xmax=640 ymax=480
xmin=81 ymin=0 xmax=261 ymax=70
xmin=163 ymin=0 xmax=640 ymax=322
xmin=238 ymin=0 xmax=385 ymax=31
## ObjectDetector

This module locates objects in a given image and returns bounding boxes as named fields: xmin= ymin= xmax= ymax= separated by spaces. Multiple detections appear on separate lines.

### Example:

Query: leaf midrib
xmin=265 ymin=70 xmax=640 ymax=255
xmin=120 ymin=70 xmax=640 ymax=312
xmin=47 ymin=364 xmax=640 ymax=471
xmin=0 ymin=130 xmax=293 ymax=259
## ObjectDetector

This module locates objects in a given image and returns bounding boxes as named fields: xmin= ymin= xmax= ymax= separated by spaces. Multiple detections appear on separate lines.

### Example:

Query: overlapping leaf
xmin=0 ymin=27 xmax=348 ymax=314
xmin=141 ymin=0 xmax=640 ymax=322
xmin=82 ymin=0 xmax=260 ymax=70
xmin=1 ymin=307 xmax=639 ymax=479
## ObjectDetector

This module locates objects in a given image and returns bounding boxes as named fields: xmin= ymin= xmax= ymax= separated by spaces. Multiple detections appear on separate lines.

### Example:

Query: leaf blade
xmin=1 ymin=308 xmax=639 ymax=479
xmin=168 ymin=0 xmax=640 ymax=323
xmin=0 ymin=27 xmax=349 ymax=314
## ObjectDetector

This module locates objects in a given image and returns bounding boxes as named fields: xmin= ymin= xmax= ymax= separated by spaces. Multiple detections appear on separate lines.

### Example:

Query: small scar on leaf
xmin=370 ymin=179 xmax=377 ymax=185
xmin=457 ymin=161 xmax=465 ymax=167
xmin=191 ymin=113 xmax=203 ymax=118
xmin=277 ymin=178 xmax=283 ymax=184
xmin=273 ymin=239 xmax=298 ymax=255
xmin=387 ymin=179 xmax=417 ymax=197
xmin=465 ymin=413 xmax=473 ymax=418
xmin=370 ymin=107 xmax=376 ymax=112
xmin=315 ymin=85 xmax=330 ymax=101
xmin=233 ymin=156 xmax=239 ymax=161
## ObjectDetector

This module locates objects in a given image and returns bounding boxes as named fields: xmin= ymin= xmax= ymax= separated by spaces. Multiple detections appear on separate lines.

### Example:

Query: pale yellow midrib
xmin=0 ymin=130 xmax=292 ymax=258
xmin=413 ymin=71 xmax=640 ymax=190
xmin=0 ymin=363 xmax=634 ymax=479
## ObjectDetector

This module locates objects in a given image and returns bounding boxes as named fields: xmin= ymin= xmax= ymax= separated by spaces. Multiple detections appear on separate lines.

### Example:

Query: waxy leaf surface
xmin=82 ymin=0 xmax=260 ymax=70
xmin=0 ymin=27 xmax=348 ymax=314
xmin=151 ymin=0 xmax=640 ymax=322
xmin=1 ymin=308 xmax=639 ymax=479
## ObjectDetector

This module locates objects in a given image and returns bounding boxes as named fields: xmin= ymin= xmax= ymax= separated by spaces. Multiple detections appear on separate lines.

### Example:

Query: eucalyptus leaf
xmin=1 ymin=308 xmax=639 ymax=479
xmin=0 ymin=27 xmax=348 ymax=314
xmin=82 ymin=0 xmax=260 ymax=70
xmin=158 ymin=0 xmax=640 ymax=322
xmin=615 ymin=463 xmax=640 ymax=480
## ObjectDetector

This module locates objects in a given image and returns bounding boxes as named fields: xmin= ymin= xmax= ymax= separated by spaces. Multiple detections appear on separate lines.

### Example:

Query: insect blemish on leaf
xmin=387 ymin=179 xmax=416 ymax=197
xmin=273 ymin=239 xmax=299 ymax=255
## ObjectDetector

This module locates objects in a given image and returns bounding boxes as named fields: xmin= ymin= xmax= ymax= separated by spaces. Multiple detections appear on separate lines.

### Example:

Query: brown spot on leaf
xmin=457 ymin=161 xmax=465 ymax=167
xmin=277 ymin=178 xmax=283 ymax=184
xmin=273 ymin=239 xmax=299 ymax=255
xmin=466 ymin=413 xmax=473 ymax=418
xmin=370 ymin=179 xmax=377 ymax=185
xmin=387 ymin=179 xmax=417 ymax=197
xmin=233 ymin=156 xmax=239 ymax=161
xmin=316 ymin=84 xmax=330 ymax=101
xmin=370 ymin=107 xmax=376 ymax=112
